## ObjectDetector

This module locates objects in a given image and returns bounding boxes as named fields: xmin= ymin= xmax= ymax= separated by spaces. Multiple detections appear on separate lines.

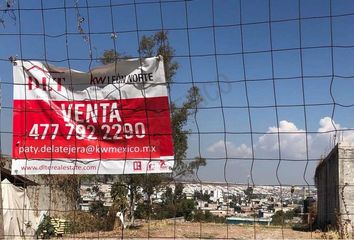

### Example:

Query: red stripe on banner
xmin=12 ymin=96 xmax=174 ymax=160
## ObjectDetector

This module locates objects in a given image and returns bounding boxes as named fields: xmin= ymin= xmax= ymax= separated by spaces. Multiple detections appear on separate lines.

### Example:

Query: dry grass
xmin=63 ymin=220 xmax=324 ymax=239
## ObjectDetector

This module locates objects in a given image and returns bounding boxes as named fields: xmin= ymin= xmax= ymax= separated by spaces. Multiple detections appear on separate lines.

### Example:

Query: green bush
xmin=271 ymin=209 xmax=297 ymax=225
xmin=193 ymin=210 xmax=226 ymax=223
xmin=89 ymin=200 xmax=108 ymax=218
xmin=138 ymin=198 xmax=196 ymax=221
xmin=176 ymin=199 xmax=195 ymax=221
xmin=135 ymin=202 xmax=151 ymax=219
xmin=35 ymin=215 xmax=55 ymax=239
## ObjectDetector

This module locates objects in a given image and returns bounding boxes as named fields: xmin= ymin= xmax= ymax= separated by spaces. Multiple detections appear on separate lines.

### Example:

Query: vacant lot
xmin=66 ymin=220 xmax=324 ymax=239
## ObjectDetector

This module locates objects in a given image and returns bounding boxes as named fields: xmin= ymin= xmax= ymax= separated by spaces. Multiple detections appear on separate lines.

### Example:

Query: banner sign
xmin=12 ymin=56 xmax=174 ymax=175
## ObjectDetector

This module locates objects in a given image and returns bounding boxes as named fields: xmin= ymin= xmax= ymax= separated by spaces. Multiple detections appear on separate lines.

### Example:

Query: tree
xmin=161 ymin=186 xmax=174 ymax=205
xmin=90 ymin=185 xmax=105 ymax=201
xmin=138 ymin=31 xmax=178 ymax=84
xmin=110 ymin=176 xmax=141 ymax=226
xmin=176 ymin=198 xmax=195 ymax=221
xmin=102 ymin=31 xmax=205 ymax=225
xmin=100 ymin=49 xmax=120 ymax=65
xmin=138 ymin=32 xmax=202 ymax=172
xmin=174 ymin=183 xmax=185 ymax=202
xmin=89 ymin=201 xmax=108 ymax=218
xmin=110 ymin=181 xmax=128 ymax=206
xmin=244 ymin=186 xmax=253 ymax=204
xmin=141 ymin=174 xmax=163 ymax=205
xmin=155 ymin=183 xmax=196 ymax=221
xmin=101 ymin=31 xmax=204 ymax=171
xmin=161 ymin=183 xmax=186 ymax=205
xmin=194 ymin=191 xmax=211 ymax=203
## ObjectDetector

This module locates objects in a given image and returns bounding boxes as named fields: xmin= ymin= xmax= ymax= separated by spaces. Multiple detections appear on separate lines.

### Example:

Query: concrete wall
xmin=23 ymin=175 xmax=76 ymax=218
xmin=315 ymin=144 xmax=339 ymax=229
xmin=338 ymin=145 xmax=354 ymax=232
xmin=315 ymin=143 xmax=354 ymax=232
xmin=0 ymin=160 xmax=76 ymax=219
xmin=27 ymin=185 xmax=76 ymax=218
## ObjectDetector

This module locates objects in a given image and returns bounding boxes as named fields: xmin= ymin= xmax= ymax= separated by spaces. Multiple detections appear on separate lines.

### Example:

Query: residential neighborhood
xmin=79 ymin=180 xmax=317 ymax=225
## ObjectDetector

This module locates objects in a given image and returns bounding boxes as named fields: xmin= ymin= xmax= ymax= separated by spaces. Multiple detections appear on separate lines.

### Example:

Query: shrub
xmin=177 ymin=199 xmax=195 ymax=221
xmin=66 ymin=208 xmax=116 ymax=233
xmin=89 ymin=200 xmax=108 ymax=218
xmin=36 ymin=215 xmax=55 ymax=239
xmin=292 ymin=223 xmax=312 ymax=232
xmin=271 ymin=209 xmax=298 ymax=225
xmin=193 ymin=210 xmax=226 ymax=223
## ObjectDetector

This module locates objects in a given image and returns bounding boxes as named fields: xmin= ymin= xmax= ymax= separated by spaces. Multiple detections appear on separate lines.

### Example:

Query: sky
xmin=2 ymin=0 xmax=354 ymax=185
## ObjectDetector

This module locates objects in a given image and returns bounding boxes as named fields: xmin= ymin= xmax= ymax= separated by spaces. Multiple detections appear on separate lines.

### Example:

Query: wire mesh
xmin=0 ymin=0 xmax=354 ymax=239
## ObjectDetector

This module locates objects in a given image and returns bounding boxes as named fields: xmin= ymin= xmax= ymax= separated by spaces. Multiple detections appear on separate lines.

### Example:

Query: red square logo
xmin=133 ymin=161 xmax=142 ymax=171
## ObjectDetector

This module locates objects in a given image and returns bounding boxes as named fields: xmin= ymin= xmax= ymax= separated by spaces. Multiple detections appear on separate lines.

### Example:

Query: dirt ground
xmin=64 ymin=220 xmax=325 ymax=239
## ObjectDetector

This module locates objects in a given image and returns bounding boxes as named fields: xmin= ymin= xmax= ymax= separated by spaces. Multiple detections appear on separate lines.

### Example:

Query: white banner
xmin=12 ymin=56 xmax=174 ymax=175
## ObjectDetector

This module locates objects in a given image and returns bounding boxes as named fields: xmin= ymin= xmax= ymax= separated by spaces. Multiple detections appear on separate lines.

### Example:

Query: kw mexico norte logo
xmin=90 ymin=72 xmax=154 ymax=85
xmin=25 ymin=65 xmax=155 ymax=92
